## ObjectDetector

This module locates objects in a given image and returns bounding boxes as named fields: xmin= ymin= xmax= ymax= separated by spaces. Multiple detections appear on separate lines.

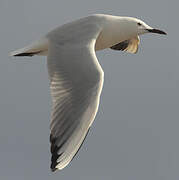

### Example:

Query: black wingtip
xmin=13 ymin=51 xmax=42 ymax=57
xmin=50 ymin=134 xmax=65 ymax=173
xmin=110 ymin=40 xmax=129 ymax=51
xmin=50 ymin=150 xmax=59 ymax=173
xmin=14 ymin=52 xmax=35 ymax=57
xmin=51 ymin=166 xmax=58 ymax=172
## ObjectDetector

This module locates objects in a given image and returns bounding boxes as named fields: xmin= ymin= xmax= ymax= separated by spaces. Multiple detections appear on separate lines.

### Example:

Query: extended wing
xmin=47 ymin=22 xmax=104 ymax=171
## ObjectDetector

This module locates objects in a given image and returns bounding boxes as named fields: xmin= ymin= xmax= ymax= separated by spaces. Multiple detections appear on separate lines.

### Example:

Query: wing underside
xmin=47 ymin=22 xmax=103 ymax=171
xmin=110 ymin=36 xmax=140 ymax=54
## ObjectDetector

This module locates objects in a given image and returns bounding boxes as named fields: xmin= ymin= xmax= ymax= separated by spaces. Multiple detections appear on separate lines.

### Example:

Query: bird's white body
xmin=10 ymin=14 xmax=166 ymax=172
xmin=10 ymin=14 xmax=150 ymax=57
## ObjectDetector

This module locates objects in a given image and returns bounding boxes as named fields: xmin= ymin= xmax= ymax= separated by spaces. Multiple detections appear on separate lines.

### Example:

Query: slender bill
xmin=147 ymin=28 xmax=167 ymax=35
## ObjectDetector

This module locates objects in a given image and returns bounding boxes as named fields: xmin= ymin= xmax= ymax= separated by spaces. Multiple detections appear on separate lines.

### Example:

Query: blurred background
xmin=0 ymin=0 xmax=178 ymax=179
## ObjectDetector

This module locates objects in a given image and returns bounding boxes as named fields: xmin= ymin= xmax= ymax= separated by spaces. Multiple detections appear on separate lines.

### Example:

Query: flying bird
xmin=10 ymin=14 xmax=166 ymax=172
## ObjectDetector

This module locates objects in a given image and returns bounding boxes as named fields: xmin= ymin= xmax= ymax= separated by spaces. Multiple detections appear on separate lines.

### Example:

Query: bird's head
xmin=118 ymin=17 xmax=167 ymax=38
xmin=126 ymin=17 xmax=167 ymax=36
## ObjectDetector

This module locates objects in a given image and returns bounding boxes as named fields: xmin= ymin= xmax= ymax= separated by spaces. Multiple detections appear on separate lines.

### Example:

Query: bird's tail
xmin=9 ymin=37 xmax=49 ymax=57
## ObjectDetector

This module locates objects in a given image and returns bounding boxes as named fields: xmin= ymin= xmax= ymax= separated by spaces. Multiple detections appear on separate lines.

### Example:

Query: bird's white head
xmin=121 ymin=17 xmax=167 ymax=36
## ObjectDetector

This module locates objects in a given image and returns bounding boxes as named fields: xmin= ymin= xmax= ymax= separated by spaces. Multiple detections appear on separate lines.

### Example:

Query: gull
xmin=10 ymin=14 xmax=166 ymax=172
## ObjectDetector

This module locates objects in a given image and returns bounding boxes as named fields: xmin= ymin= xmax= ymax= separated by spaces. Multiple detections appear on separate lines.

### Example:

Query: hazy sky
xmin=0 ymin=0 xmax=178 ymax=179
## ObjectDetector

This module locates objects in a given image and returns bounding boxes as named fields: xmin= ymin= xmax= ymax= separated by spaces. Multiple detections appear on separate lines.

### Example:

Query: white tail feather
xmin=9 ymin=37 xmax=49 ymax=56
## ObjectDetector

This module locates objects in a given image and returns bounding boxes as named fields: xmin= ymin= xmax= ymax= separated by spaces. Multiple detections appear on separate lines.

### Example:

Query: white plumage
xmin=10 ymin=14 xmax=166 ymax=172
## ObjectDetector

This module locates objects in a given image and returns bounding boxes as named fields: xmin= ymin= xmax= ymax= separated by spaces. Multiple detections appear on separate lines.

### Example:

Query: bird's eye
xmin=137 ymin=22 xmax=142 ymax=26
